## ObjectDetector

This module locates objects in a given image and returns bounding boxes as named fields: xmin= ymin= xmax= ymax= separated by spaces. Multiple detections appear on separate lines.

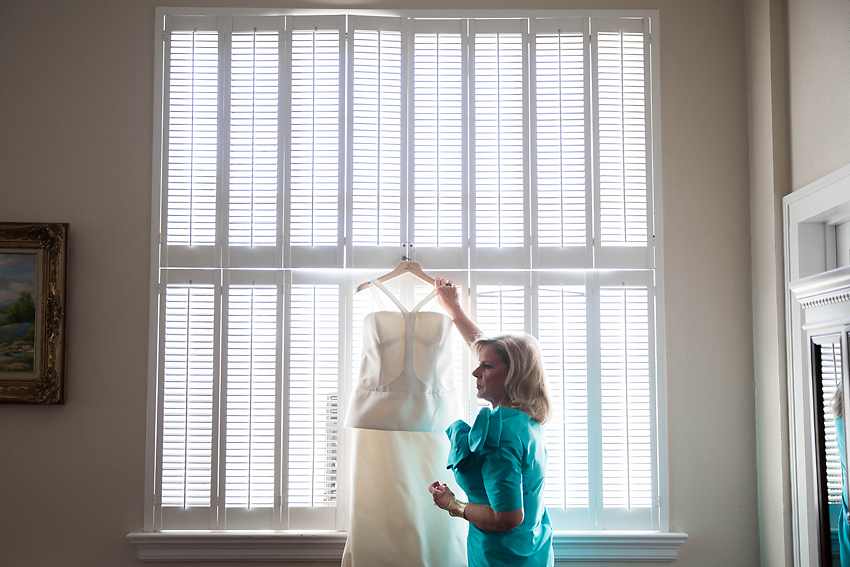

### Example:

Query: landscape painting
xmin=0 ymin=253 xmax=38 ymax=374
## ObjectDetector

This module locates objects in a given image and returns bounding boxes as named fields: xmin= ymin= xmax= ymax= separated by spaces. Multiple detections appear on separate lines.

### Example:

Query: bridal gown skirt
xmin=342 ymin=428 xmax=468 ymax=567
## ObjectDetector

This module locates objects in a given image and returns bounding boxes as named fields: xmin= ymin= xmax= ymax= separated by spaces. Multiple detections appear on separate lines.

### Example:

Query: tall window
xmin=150 ymin=11 xmax=663 ymax=532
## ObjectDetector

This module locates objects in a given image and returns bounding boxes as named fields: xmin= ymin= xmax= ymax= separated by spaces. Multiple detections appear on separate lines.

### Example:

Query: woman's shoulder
xmin=445 ymin=407 xmax=537 ymax=470
xmin=474 ymin=406 xmax=536 ymax=446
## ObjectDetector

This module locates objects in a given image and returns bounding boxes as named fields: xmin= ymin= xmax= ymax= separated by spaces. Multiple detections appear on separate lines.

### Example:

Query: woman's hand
xmin=428 ymin=481 xmax=455 ymax=511
xmin=434 ymin=277 xmax=462 ymax=319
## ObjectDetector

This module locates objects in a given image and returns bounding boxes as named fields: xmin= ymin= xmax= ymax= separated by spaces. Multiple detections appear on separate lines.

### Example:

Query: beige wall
xmin=745 ymin=0 xmax=793 ymax=564
xmin=747 ymin=1 xmax=850 ymax=566
xmin=788 ymin=0 xmax=850 ymax=191
xmin=0 ymin=1 xmax=759 ymax=565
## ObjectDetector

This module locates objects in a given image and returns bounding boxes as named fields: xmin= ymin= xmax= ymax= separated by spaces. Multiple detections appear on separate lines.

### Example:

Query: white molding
xmin=790 ymin=266 xmax=850 ymax=309
xmin=127 ymin=531 xmax=349 ymax=562
xmin=783 ymin=165 xmax=850 ymax=567
xmin=127 ymin=530 xmax=687 ymax=562
xmin=552 ymin=531 xmax=687 ymax=561
xmin=783 ymin=161 xmax=850 ymax=207
xmin=155 ymin=8 xmax=659 ymax=19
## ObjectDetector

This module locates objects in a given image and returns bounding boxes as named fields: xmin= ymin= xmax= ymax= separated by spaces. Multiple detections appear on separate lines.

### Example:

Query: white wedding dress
xmin=342 ymin=279 xmax=468 ymax=567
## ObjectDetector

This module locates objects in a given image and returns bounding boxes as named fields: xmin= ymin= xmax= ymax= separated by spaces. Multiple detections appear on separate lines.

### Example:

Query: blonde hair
xmin=472 ymin=334 xmax=553 ymax=424
xmin=833 ymin=383 xmax=845 ymax=419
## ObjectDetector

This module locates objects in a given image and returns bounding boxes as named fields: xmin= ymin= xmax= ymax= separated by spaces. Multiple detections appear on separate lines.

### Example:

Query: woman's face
xmin=473 ymin=344 xmax=510 ymax=407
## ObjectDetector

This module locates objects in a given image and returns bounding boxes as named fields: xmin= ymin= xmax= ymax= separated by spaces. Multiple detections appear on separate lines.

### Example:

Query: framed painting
xmin=0 ymin=223 xmax=68 ymax=404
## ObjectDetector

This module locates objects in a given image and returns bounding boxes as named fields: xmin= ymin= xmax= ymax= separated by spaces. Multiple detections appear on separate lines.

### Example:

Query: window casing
xmin=148 ymin=9 xmax=665 ymax=534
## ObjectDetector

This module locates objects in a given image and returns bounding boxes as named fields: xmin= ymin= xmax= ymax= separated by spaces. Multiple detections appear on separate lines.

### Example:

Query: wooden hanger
xmin=355 ymin=261 xmax=435 ymax=293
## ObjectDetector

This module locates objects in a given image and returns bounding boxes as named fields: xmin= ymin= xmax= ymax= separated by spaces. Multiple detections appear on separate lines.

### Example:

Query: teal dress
xmin=837 ymin=416 xmax=850 ymax=566
xmin=446 ymin=406 xmax=554 ymax=567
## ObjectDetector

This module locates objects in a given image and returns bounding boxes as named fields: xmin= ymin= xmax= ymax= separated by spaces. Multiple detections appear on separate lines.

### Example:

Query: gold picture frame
xmin=0 ymin=223 xmax=68 ymax=404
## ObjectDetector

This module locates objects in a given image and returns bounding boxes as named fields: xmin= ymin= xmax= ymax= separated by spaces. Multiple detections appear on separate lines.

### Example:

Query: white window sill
xmin=127 ymin=530 xmax=688 ymax=562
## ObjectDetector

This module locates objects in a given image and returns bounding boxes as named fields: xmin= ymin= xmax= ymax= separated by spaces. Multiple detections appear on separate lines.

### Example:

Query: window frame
xmin=137 ymin=6 xmax=680 ymax=561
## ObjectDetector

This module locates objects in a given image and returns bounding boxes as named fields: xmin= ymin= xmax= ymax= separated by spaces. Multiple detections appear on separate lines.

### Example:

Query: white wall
xmin=0 ymin=1 xmax=759 ymax=565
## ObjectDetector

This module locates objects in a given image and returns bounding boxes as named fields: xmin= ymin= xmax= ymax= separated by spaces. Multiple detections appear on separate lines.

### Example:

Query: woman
xmin=429 ymin=277 xmax=554 ymax=567
xmin=832 ymin=384 xmax=850 ymax=567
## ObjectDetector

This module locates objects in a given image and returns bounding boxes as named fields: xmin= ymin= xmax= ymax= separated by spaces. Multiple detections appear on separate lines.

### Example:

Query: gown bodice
xmin=345 ymin=279 xmax=461 ymax=432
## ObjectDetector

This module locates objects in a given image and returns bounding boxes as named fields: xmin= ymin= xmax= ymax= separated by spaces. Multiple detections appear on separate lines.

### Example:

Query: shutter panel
xmin=535 ymin=29 xmax=587 ymax=247
xmin=289 ymin=27 xmax=342 ymax=248
xmin=288 ymin=284 xmax=339 ymax=507
xmin=224 ymin=286 xmax=278 ymax=508
xmin=152 ymin=11 xmax=662 ymax=534
xmin=596 ymin=27 xmax=648 ymax=247
xmin=413 ymin=29 xmax=465 ymax=248
xmin=475 ymin=284 xmax=525 ymax=411
xmin=600 ymin=286 xmax=651 ymax=508
xmin=475 ymin=285 xmax=526 ymax=335
xmin=819 ymin=342 xmax=843 ymax=504
xmin=229 ymin=31 xmax=279 ymax=247
xmin=539 ymin=285 xmax=588 ymax=509
xmin=166 ymin=30 xmax=219 ymax=247
xmin=161 ymin=285 xmax=216 ymax=508
xmin=473 ymin=27 xmax=525 ymax=248
xmin=351 ymin=28 xmax=402 ymax=247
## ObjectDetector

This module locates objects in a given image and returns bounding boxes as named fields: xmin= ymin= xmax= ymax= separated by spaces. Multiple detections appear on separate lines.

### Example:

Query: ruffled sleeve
xmin=446 ymin=407 xmax=503 ymax=471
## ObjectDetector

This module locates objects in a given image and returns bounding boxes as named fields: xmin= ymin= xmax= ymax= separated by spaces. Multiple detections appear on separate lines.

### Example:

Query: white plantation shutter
xmin=224 ymin=286 xmax=278 ymax=509
xmin=350 ymin=23 xmax=403 ymax=248
xmin=151 ymin=12 xmax=663 ymax=535
xmin=288 ymin=284 xmax=339 ymax=508
xmin=160 ymin=284 xmax=216 ymax=511
xmin=533 ymin=22 xmax=589 ymax=250
xmin=600 ymin=285 xmax=652 ymax=510
xmin=475 ymin=285 xmax=526 ymax=336
xmin=473 ymin=23 xmax=526 ymax=249
xmin=474 ymin=283 xmax=526 ymax=411
xmin=818 ymin=341 xmax=843 ymax=504
xmin=165 ymin=28 xmax=219 ymax=247
xmin=289 ymin=22 xmax=344 ymax=254
xmin=538 ymin=285 xmax=588 ymax=510
xmin=594 ymin=22 xmax=649 ymax=249
xmin=413 ymin=26 xmax=465 ymax=250
xmin=229 ymin=30 xmax=279 ymax=247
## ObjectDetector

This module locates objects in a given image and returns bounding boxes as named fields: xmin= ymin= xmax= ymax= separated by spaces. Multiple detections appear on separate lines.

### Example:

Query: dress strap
xmin=370 ymin=279 xmax=409 ymax=314
xmin=411 ymin=289 xmax=438 ymax=314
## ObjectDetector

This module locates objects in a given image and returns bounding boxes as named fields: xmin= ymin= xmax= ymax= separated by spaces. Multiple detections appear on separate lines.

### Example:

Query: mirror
xmin=813 ymin=335 xmax=844 ymax=567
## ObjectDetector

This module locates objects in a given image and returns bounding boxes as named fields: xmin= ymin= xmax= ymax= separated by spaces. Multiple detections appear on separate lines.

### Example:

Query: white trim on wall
xmin=783 ymin=161 xmax=850 ymax=567
xmin=127 ymin=531 xmax=688 ymax=562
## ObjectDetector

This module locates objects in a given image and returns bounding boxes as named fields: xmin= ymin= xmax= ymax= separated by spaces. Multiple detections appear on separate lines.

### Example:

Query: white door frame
xmin=784 ymin=162 xmax=850 ymax=567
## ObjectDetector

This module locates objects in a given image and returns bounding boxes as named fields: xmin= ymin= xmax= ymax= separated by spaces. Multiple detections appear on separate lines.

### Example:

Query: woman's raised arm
xmin=435 ymin=277 xmax=483 ymax=346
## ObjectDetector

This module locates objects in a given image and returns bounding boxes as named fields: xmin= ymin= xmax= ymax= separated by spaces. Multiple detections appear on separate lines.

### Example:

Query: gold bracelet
xmin=447 ymin=498 xmax=467 ymax=519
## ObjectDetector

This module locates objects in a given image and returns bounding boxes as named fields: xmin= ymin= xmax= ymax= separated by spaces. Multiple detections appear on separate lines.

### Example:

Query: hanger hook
xmin=402 ymin=242 xmax=414 ymax=262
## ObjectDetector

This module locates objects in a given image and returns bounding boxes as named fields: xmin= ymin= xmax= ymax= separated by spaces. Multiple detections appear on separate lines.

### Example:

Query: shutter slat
xmin=474 ymin=32 xmax=524 ymax=248
xmin=820 ymin=343 xmax=843 ymax=504
xmin=413 ymin=32 xmax=465 ymax=248
xmin=161 ymin=285 xmax=216 ymax=508
xmin=290 ymin=30 xmax=341 ymax=247
xmin=600 ymin=286 xmax=651 ymax=508
xmin=225 ymin=286 xmax=278 ymax=508
xmin=539 ymin=286 xmax=588 ymax=509
xmin=167 ymin=32 xmax=219 ymax=246
xmin=351 ymin=30 xmax=402 ymax=246
xmin=475 ymin=284 xmax=525 ymax=411
xmin=288 ymin=285 xmax=339 ymax=507
xmin=536 ymin=32 xmax=586 ymax=247
xmin=229 ymin=32 xmax=279 ymax=247
xmin=597 ymin=32 xmax=647 ymax=246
